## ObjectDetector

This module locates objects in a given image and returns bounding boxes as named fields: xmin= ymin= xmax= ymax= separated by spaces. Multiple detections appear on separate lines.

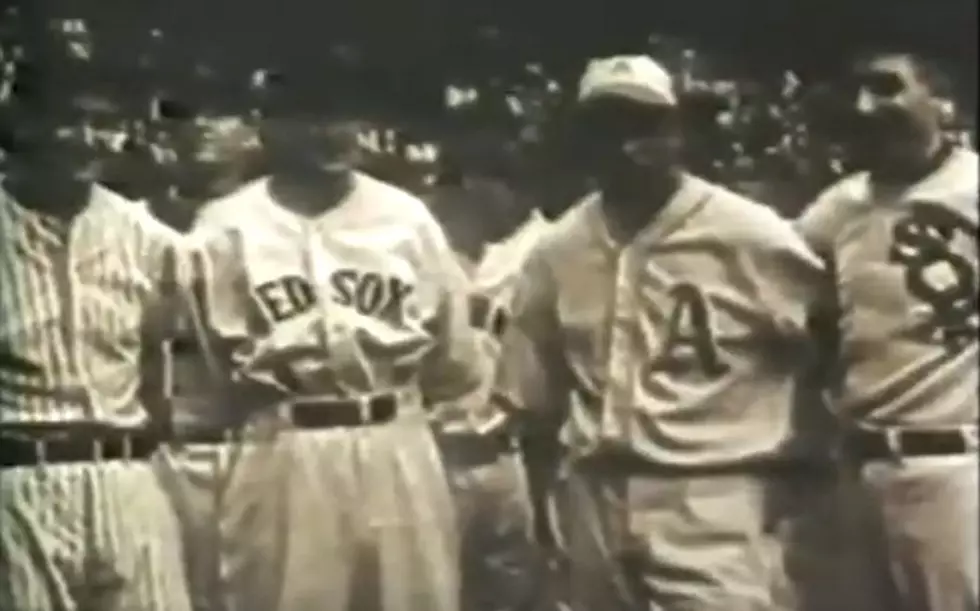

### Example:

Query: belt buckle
xmin=961 ymin=426 xmax=979 ymax=452
xmin=358 ymin=396 xmax=373 ymax=425
xmin=35 ymin=439 xmax=47 ymax=465
xmin=883 ymin=428 xmax=903 ymax=461
xmin=120 ymin=434 xmax=133 ymax=461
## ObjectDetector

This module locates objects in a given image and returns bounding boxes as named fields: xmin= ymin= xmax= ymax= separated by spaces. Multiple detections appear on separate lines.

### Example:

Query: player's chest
xmin=836 ymin=201 xmax=978 ymax=321
xmin=0 ymin=223 xmax=152 ymax=341
xmin=237 ymin=224 xmax=421 ymax=326
xmin=550 ymin=243 xmax=759 ymax=343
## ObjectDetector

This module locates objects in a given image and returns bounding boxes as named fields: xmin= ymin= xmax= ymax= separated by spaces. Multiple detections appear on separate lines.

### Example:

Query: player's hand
xmin=0 ymin=351 xmax=43 ymax=376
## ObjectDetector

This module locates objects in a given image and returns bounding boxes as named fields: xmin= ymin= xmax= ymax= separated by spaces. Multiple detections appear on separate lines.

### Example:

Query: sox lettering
xmin=648 ymin=282 xmax=730 ymax=377
xmin=254 ymin=269 xmax=415 ymax=325
xmin=889 ymin=201 xmax=979 ymax=349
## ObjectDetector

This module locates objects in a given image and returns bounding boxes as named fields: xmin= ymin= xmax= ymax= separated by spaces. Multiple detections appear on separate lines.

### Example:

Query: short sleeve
xmin=743 ymin=210 xmax=828 ymax=341
xmin=416 ymin=214 xmax=489 ymax=405
xmin=794 ymin=177 xmax=860 ymax=257
xmin=491 ymin=242 xmax=570 ymax=419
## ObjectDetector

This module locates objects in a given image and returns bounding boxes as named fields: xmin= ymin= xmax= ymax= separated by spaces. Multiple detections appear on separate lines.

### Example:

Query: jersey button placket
xmin=302 ymin=225 xmax=333 ymax=356
xmin=52 ymin=218 xmax=91 ymax=416
xmin=600 ymin=248 xmax=636 ymax=444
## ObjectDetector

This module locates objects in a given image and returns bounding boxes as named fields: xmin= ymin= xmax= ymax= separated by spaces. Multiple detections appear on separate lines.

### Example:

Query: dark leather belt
xmin=438 ymin=431 xmax=515 ymax=467
xmin=469 ymin=295 xmax=509 ymax=338
xmin=289 ymin=393 xmax=399 ymax=429
xmin=0 ymin=431 xmax=159 ymax=468
xmin=172 ymin=393 xmax=403 ymax=445
xmin=845 ymin=427 xmax=979 ymax=461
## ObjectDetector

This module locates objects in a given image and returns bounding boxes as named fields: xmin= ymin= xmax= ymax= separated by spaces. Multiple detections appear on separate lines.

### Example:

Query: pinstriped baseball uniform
xmin=160 ymin=172 xmax=484 ymax=611
xmin=0 ymin=181 xmax=192 ymax=611
xmin=494 ymin=175 xmax=829 ymax=611
xmin=430 ymin=208 xmax=551 ymax=611
xmin=796 ymin=146 xmax=979 ymax=611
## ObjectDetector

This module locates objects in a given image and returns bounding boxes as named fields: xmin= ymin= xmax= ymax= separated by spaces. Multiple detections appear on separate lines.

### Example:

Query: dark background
xmin=1 ymin=0 xmax=977 ymax=220
xmin=7 ymin=0 xmax=977 ymax=109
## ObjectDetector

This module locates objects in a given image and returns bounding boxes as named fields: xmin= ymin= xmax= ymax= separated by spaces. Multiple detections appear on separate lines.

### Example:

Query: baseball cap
xmin=577 ymin=55 xmax=677 ymax=108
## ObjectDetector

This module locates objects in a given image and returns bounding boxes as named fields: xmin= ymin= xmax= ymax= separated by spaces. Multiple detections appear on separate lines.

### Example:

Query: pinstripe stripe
xmin=0 ymin=462 xmax=193 ymax=611
xmin=0 ymin=182 xmax=180 ymax=426
xmin=1 ymin=181 xmax=192 ymax=611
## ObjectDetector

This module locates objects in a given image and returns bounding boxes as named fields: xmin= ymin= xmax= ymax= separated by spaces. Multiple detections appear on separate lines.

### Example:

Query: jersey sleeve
xmin=491 ymin=242 xmax=570 ymax=423
xmin=794 ymin=177 xmax=859 ymax=257
xmin=742 ymin=209 xmax=828 ymax=341
xmin=416 ymin=216 xmax=489 ymax=405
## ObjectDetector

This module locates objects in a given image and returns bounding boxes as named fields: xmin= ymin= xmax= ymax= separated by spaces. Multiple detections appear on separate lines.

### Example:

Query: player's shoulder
xmin=693 ymin=177 xmax=810 ymax=250
xmin=96 ymin=183 xmax=184 ymax=246
xmin=353 ymin=172 xmax=456 ymax=253
xmin=193 ymin=177 xmax=270 ymax=235
xmin=793 ymin=170 xmax=871 ymax=253
xmin=536 ymin=191 xmax=599 ymax=253
xmin=354 ymin=171 xmax=435 ymax=225
xmin=907 ymin=146 xmax=978 ymax=222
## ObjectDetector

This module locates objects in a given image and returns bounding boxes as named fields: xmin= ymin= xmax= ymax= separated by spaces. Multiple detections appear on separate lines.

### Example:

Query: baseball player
xmin=165 ymin=70 xmax=485 ymax=611
xmin=490 ymin=55 xmax=833 ymax=611
xmin=149 ymin=103 xmax=271 ymax=611
xmin=427 ymin=158 xmax=553 ymax=611
xmin=0 ymin=86 xmax=192 ymax=609
xmin=796 ymin=50 xmax=978 ymax=611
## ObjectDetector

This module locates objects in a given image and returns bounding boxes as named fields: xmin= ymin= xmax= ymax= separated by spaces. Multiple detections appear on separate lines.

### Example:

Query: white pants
xmin=1 ymin=461 xmax=192 ymax=611
xmin=158 ymin=406 xmax=461 ymax=611
xmin=440 ymin=438 xmax=539 ymax=611
xmin=858 ymin=454 xmax=979 ymax=611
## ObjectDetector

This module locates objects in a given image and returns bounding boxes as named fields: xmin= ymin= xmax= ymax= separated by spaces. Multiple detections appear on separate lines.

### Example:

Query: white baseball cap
xmin=577 ymin=55 xmax=677 ymax=108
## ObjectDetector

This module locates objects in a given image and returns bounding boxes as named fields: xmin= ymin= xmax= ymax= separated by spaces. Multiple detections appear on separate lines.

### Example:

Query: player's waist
xmin=571 ymin=445 xmax=836 ymax=480
xmin=175 ymin=386 xmax=424 ymax=442
xmin=840 ymin=424 xmax=979 ymax=462
xmin=0 ymin=420 xmax=164 ymax=468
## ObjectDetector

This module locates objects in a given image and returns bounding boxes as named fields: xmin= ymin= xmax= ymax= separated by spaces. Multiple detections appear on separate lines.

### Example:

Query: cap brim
xmin=579 ymin=82 xmax=676 ymax=108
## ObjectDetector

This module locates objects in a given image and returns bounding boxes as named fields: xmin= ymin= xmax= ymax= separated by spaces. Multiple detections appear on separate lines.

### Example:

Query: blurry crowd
xmin=2 ymin=13 xmax=976 ymax=225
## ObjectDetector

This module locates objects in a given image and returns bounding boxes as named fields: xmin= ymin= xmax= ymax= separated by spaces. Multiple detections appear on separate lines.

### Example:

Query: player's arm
xmin=136 ymin=211 xmax=196 ymax=434
xmin=416 ymin=216 xmax=489 ymax=406
xmin=742 ymin=210 xmax=828 ymax=345
xmin=494 ymin=243 xmax=571 ymax=548
xmin=794 ymin=187 xmax=850 ymax=396
xmin=490 ymin=243 xmax=571 ymax=433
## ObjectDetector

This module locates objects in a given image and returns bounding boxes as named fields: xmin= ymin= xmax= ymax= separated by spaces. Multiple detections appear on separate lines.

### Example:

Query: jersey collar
xmin=589 ymin=173 xmax=710 ymax=252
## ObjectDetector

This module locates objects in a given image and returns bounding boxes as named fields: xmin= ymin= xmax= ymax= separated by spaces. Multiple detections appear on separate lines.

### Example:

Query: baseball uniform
xmin=795 ymin=145 xmax=979 ymax=611
xmin=431 ymin=206 xmax=552 ymax=611
xmin=0 ymin=181 xmax=193 ymax=611
xmin=160 ymin=171 xmax=484 ymax=611
xmin=494 ymin=173 xmax=833 ymax=611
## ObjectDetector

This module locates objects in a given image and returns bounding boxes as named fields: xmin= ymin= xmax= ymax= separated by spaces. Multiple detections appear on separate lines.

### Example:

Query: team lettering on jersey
xmin=888 ymin=201 xmax=979 ymax=351
xmin=647 ymin=283 xmax=731 ymax=377
xmin=253 ymin=269 xmax=415 ymax=326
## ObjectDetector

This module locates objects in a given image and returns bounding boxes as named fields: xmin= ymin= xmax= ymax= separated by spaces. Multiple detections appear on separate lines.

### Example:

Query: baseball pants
xmin=439 ymin=434 xmax=539 ymax=611
xmin=538 ymin=464 xmax=573 ymax=611
xmin=561 ymin=461 xmax=841 ymax=611
xmin=158 ymin=393 xmax=461 ymax=611
xmin=0 ymin=460 xmax=193 ymax=611
xmin=764 ymin=463 xmax=895 ymax=611
xmin=853 ymin=452 xmax=979 ymax=611
xmin=155 ymin=414 xmax=292 ymax=611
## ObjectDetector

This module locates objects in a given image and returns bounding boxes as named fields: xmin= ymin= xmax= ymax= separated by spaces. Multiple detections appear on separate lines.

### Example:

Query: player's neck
xmin=3 ymin=166 xmax=93 ymax=220
xmin=600 ymin=173 xmax=682 ymax=241
xmin=267 ymin=171 xmax=355 ymax=217
xmin=869 ymin=134 xmax=951 ymax=187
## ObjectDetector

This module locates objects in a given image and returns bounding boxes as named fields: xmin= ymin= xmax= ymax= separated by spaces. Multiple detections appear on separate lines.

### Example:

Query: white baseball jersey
xmin=795 ymin=146 xmax=979 ymax=428
xmin=494 ymin=174 xmax=826 ymax=468
xmin=189 ymin=172 xmax=484 ymax=409
xmin=0 ymin=181 xmax=184 ymax=426
xmin=433 ymin=209 xmax=553 ymax=433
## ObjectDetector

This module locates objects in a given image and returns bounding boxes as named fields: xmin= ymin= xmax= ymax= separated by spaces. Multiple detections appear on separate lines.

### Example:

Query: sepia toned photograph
xmin=0 ymin=0 xmax=976 ymax=610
